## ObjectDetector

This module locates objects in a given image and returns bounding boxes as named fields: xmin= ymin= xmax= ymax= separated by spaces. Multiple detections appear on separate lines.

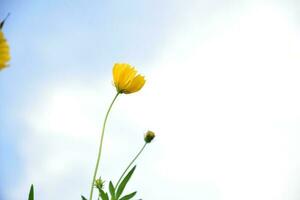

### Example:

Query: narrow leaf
xmin=116 ymin=166 xmax=136 ymax=199
xmin=81 ymin=195 xmax=87 ymax=200
xmin=28 ymin=184 xmax=34 ymax=200
xmin=119 ymin=191 xmax=137 ymax=200
xmin=0 ymin=13 xmax=10 ymax=29
xmin=109 ymin=181 xmax=116 ymax=200
xmin=99 ymin=188 xmax=109 ymax=200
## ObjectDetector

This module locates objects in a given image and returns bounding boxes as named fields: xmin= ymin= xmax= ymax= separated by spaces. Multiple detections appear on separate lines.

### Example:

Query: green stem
xmin=115 ymin=142 xmax=147 ymax=188
xmin=89 ymin=92 xmax=120 ymax=200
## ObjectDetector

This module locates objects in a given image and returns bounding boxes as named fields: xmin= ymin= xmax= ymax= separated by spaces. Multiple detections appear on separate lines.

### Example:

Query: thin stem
xmin=115 ymin=142 xmax=147 ymax=188
xmin=89 ymin=92 xmax=120 ymax=200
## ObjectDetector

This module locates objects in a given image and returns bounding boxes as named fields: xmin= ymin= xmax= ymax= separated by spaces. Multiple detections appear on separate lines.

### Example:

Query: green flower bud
xmin=94 ymin=177 xmax=105 ymax=190
xmin=144 ymin=130 xmax=155 ymax=143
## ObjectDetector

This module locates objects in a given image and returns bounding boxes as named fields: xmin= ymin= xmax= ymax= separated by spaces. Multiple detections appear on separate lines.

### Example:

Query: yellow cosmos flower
xmin=113 ymin=63 xmax=146 ymax=94
xmin=0 ymin=30 xmax=10 ymax=71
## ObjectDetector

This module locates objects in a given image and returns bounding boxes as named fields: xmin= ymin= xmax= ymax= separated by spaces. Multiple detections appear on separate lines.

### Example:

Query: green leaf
xmin=109 ymin=181 xmax=116 ymax=200
xmin=116 ymin=166 xmax=136 ymax=199
xmin=81 ymin=195 xmax=87 ymax=200
xmin=0 ymin=13 xmax=10 ymax=29
xmin=99 ymin=188 xmax=109 ymax=200
xmin=119 ymin=192 xmax=137 ymax=200
xmin=28 ymin=184 xmax=34 ymax=200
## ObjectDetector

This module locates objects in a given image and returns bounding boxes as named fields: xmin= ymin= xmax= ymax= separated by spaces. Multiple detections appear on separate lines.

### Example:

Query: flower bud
xmin=95 ymin=177 xmax=105 ymax=190
xmin=144 ymin=130 xmax=155 ymax=143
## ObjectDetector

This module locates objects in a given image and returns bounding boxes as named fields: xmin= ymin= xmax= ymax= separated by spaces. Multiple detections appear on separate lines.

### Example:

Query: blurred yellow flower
xmin=113 ymin=63 xmax=146 ymax=94
xmin=0 ymin=31 xmax=10 ymax=71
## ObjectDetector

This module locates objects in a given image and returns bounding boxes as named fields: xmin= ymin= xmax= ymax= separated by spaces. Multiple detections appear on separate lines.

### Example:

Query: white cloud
xmin=123 ymin=2 xmax=300 ymax=200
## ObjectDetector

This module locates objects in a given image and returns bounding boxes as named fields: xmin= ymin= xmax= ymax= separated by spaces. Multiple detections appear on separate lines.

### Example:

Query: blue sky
xmin=1 ymin=0 xmax=300 ymax=199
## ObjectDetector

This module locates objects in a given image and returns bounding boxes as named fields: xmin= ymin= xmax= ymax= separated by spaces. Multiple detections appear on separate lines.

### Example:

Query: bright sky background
xmin=1 ymin=0 xmax=300 ymax=199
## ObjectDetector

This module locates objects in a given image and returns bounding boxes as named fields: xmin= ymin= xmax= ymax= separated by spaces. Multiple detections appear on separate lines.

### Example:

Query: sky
xmin=1 ymin=0 xmax=300 ymax=199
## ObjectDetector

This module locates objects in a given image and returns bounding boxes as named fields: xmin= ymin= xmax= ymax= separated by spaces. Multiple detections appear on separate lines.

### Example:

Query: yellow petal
xmin=0 ymin=54 xmax=10 ymax=60
xmin=117 ymin=64 xmax=135 ymax=89
xmin=113 ymin=63 xmax=121 ymax=85
xmin=117 ymin=64 xmax=131 ymax=85
xmin=119 ymin=66 xmax=137 ymax=90
xmin=113 ymin=63 xmax=128 ymax=91
xmin=124 ymin=75 xmax=146 ymax=94
xmin=0 ymin=30 xmax=10 ymax=70
xmin=0 ymin=64 xmax=6 ymax=70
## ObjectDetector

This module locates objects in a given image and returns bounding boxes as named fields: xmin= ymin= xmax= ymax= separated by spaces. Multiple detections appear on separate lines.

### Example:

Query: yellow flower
xmin=0 ymin=30 xmax=10 ymax=71
xmin=113 ymin=63 xmax=146 ymax=94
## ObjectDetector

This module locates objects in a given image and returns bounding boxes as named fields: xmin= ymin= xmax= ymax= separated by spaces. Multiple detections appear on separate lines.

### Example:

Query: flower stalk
xmin=115 ymin=142 xmax=147 ymax=188
xmin=89 ymin=92 xmax=120 ymax=200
